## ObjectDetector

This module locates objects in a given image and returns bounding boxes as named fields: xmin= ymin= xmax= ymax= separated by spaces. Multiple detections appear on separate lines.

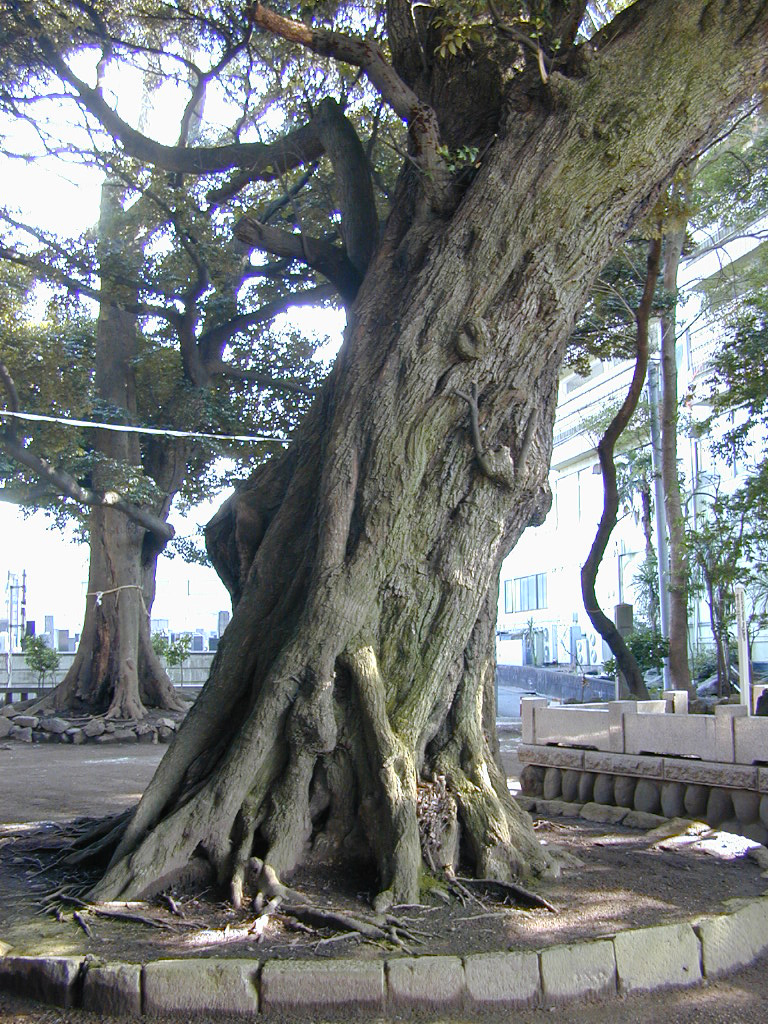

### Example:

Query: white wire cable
xmin=0 ymin=408 xmax=290 ymax=444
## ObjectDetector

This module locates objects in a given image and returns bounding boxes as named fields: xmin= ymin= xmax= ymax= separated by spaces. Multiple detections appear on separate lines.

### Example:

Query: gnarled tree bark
xmin=87 ymin=0 xmax=767 ymax=904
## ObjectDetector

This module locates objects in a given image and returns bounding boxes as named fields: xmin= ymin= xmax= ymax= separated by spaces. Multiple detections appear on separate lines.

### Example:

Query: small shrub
xmin=625 ymin=625 xmax=669 ymax=674
xmin=21 ymin=634 xmax=60 ymax=685
xmin=690 ymin=647 xmax=718 ymax=681
xmin=151 ymin=632 xmax=192 ymax=668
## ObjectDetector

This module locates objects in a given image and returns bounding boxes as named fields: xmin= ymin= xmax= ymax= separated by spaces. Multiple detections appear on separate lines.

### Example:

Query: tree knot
xmin=455 ymin=317 xmax=490 ymax=361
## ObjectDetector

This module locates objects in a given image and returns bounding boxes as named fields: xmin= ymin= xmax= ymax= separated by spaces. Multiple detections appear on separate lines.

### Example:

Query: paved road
xmin=0 ymin=742 xmax=165 ymax=824
xmin=497 ymin=683 xmax=536 ymax=720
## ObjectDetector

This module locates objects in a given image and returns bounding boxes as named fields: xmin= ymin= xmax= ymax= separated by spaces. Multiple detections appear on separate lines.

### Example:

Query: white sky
xmin=0 ymin=498 xmax=233 ymax=639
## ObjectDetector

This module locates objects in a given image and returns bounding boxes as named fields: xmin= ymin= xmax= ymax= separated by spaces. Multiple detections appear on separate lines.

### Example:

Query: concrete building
xmin=497 ymin=217 xmax=768 ymax=674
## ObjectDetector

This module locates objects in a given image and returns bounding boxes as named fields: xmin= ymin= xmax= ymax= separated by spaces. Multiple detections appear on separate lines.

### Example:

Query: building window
xmin=504 ymin=580 xmax=515 ymax=614
xmin=515 ymin=573 xmax=547 ymax=612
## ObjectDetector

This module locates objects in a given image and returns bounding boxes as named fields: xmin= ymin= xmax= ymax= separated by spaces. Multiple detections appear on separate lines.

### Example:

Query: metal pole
xmin=734 ymin=584 xmax=750 ymax=713
xmin=647 ymin=358 xmax=671 ymax=689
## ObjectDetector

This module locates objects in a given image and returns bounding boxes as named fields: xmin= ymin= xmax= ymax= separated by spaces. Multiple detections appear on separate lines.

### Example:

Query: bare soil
xmin=0 ymin=737 xmax=765 ymax=965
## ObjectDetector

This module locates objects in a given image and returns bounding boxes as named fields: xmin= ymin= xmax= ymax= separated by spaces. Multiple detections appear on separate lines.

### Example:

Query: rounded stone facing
xmin=543 ymin=767 xmax=563 ymax=801
xmin=661 ymin=782 xmax=686 ymax=820
xmin=761 ymin=794 xmax=768 ymax=829
xmin=561 ymin=769 xmax=581 ymax=803
xmin=520 ymin=764 xmax=545 ymax=797
xmin=614 ymin=775 xmax=636 ymax=809
xmin=634 ymin=779 xmax=661 ymax=815
xmin=684 ymin=784 xmax=709 ymax=819
xmin=706 ymin=788 xmax=734 ymax=828
xmin=593 ymin=773 xmax=615 ymax=806
xmin=578 ymin=772 xmax=595 ymax=803
xmin=732 ymin=789 xmax=760 ymax=825
xmin=741 ymin=821 xmax=768 ymax=846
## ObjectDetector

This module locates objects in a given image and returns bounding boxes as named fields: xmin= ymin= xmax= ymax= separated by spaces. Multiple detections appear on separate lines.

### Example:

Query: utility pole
xmin=647 ymin=357 xmax=671 ymax=689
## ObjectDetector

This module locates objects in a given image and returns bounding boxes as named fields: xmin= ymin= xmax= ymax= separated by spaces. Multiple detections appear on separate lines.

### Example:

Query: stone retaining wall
xmin=0 ymin=706 xmax=186 ymax=745
xmin=519 ymin=693 xmax=768 ymax=844
xmin=496 ymin=664 xmax=616 ymax=702
xmin=3 ymin=894 xmax=768 ymax=1017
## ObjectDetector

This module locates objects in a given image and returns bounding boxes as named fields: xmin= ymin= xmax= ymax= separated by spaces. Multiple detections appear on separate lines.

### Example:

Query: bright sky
xmin=0 ymin=49 xmax=345 ymax=645
xmin=0 ymin=499 xmax=233 ymax=640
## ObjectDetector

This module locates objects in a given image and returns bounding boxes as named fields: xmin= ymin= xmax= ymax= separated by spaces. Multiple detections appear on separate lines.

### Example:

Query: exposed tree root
xmin=454 ymin=876 xmax=557 ymax=912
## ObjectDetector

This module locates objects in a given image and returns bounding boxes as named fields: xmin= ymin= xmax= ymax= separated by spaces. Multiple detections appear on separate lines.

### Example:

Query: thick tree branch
xmin=385 ymin=0 xmax=425 ymax=83
xmin=234 ymin=218 xmax=362 ymax=304
xmin=0 ymin=435 xmax=174 ymax=542
xmin=205 ymin=125 xmax=325 ymax=203
xmin=21 ymin=16 xmax=322 ymax=181
xmin=247 ymin=2 xmax=454 ymax=211
xmin=312 ymin=98 xmax=379 ymax=278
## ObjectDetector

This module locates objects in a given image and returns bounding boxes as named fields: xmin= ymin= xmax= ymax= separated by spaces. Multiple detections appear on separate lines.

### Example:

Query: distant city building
xmin=218 ymin=610 xmax=230 ymax=637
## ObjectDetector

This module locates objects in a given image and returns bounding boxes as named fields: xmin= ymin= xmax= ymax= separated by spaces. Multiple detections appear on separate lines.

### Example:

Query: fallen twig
xmin=73 ymin=910 xmax=93 ymax=937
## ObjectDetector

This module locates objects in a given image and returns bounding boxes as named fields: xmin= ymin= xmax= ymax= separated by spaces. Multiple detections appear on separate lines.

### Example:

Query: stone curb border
xmin=2 ymin=893 xmax=768 ymax=1018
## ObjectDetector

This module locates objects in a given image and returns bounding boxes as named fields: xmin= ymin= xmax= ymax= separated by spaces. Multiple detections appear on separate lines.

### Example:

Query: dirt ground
xmin=0 ymin=743 xmax=164 ymax=823
xmin=1 ymin=736 xmax=768 ymax=1023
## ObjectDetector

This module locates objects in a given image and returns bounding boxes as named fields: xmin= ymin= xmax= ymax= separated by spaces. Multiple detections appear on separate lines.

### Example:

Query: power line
xmin=0 ymin=409 xmax=290 ymax=444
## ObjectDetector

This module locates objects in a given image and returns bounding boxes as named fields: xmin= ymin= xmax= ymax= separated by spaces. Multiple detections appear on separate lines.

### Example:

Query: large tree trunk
xmin=49 ymin=506 xmax=184 ymax=719
xmin=91 ymin=0 xmax=767 ymax=903
xmin=661 ymin=229 xmax=694 ymax=693
xmin=41 ymin=182 xmax=184 ymax=719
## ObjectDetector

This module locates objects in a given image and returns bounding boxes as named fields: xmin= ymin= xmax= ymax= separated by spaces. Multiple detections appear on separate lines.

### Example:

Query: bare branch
xmin=454 ymin=382 xmax=514 ymax=487
xmin=23 ymin=15 xmax=321 ymax=180
xmin=205 ymin=362 xmax=315 ymax=396
xmin=198 ymin=283 xmax=337 ymax=367
xmin=0 ymin=434 xmax=174 ymax=542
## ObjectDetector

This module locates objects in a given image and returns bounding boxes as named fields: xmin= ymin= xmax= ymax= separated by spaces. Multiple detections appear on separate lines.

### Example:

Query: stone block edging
xmin=2 ymin=894 xmax=768 ymax=1017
